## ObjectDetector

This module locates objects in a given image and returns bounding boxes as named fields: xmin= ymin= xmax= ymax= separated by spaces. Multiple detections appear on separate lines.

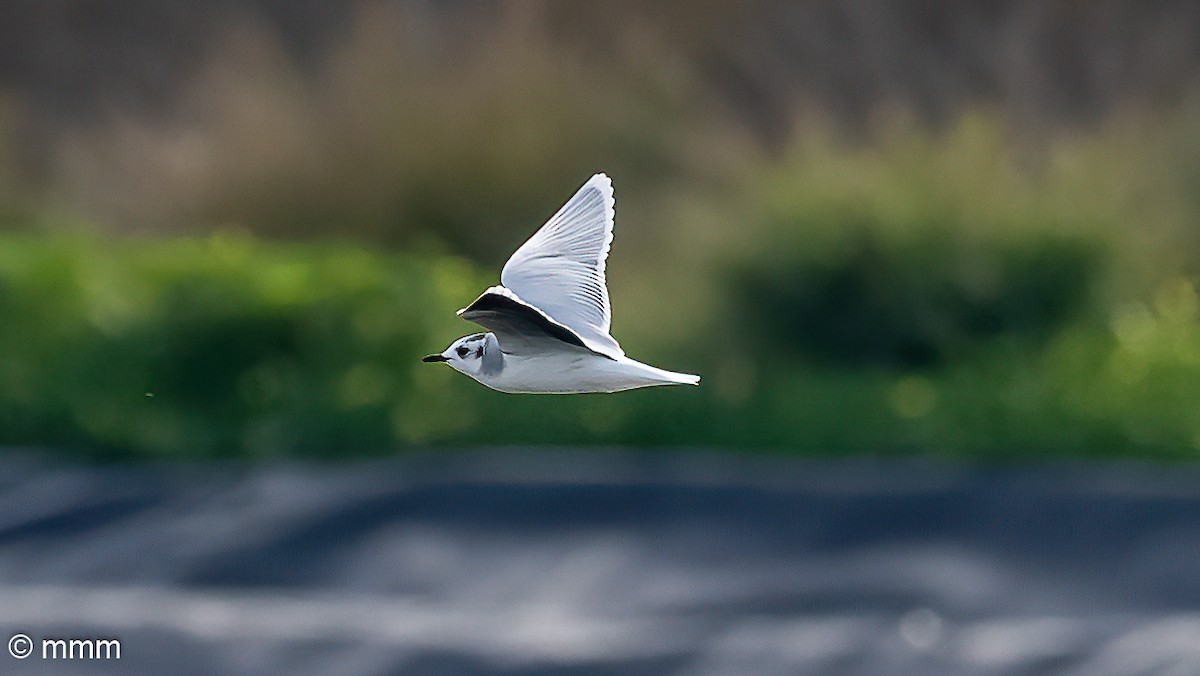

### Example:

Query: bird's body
xmin=467 ymin=345 xmax=698 ymax=394
xmin=423 ymin=173 xmax=699 ymax=394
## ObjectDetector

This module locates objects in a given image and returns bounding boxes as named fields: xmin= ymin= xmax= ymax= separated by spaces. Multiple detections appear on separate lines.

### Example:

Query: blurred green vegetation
xmin=5 ymin=110 xmax=1200 ymax=460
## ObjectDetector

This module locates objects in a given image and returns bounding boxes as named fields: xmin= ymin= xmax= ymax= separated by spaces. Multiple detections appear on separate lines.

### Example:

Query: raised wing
xmin=458 ymin=286 xmax=613 ymax=359
xmin=499 ymin=173 xmax=624 ymax=359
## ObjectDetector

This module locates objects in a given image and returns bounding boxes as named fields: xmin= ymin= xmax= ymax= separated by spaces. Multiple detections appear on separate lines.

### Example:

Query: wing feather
xmin=499 ymin=173 xmax=624 ymax=359
xmin=458 ymin=286 xmax=613 ymax=359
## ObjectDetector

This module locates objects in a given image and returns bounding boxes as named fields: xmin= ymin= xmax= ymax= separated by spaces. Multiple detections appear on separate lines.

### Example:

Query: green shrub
xmin=0 ymin=232 xmax=489 ymax=458
xmin=731 ymin=228 xmax=1101 ymax=367
xmin=1 ymin=231 xmax=1199 ymax=461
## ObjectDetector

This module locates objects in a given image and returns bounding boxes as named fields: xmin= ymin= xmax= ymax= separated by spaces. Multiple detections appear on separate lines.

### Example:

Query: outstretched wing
xmin=458 ymin=286 xmax=614 ymax=359
xmin=499 ymin=173 xmax=624 ymax=359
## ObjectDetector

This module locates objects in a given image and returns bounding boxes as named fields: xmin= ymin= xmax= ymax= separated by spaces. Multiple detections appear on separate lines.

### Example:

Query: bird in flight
xmin=423 ymin=173 xmax=700 ymax=394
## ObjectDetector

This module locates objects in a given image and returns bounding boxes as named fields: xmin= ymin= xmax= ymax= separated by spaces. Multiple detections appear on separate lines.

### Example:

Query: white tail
xmin=619 ymin=357 xmax=700 ymax=387
xmin=668 ymin=371 xmax=701 ymax=386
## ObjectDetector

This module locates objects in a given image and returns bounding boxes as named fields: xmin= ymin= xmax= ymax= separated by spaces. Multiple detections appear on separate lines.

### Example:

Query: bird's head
xmin=423 ymin=333 xmax=494 ymax=377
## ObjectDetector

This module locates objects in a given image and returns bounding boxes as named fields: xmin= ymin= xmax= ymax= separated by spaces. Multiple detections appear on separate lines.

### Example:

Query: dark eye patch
xmin=456 ymin=346 xmax=469 ymax=358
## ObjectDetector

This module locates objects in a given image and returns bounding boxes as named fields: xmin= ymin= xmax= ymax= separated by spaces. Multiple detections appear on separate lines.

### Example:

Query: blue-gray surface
xmin=2 ymin=448 xmax=1200 ymax=675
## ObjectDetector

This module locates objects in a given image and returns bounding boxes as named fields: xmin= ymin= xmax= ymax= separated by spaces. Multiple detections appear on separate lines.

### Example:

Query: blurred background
xmin=3 ymin=1 xmax=1200 ymax=674
xmin=3 ymin=0 xmax=1200 ymax=458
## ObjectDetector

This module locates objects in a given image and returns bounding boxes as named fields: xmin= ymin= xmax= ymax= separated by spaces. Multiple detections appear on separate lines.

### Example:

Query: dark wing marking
xmin=458 ymin=287 xmax=615 ymax=359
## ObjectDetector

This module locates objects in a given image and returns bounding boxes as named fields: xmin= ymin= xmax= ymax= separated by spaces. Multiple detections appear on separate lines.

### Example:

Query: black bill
xmin=422 ymin=354 xmax=449 ymax=363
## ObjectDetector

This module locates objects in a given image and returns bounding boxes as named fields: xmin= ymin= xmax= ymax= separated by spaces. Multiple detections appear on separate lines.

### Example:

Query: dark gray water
xmin=1 ymin=448 xmax=1199 ymax=675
